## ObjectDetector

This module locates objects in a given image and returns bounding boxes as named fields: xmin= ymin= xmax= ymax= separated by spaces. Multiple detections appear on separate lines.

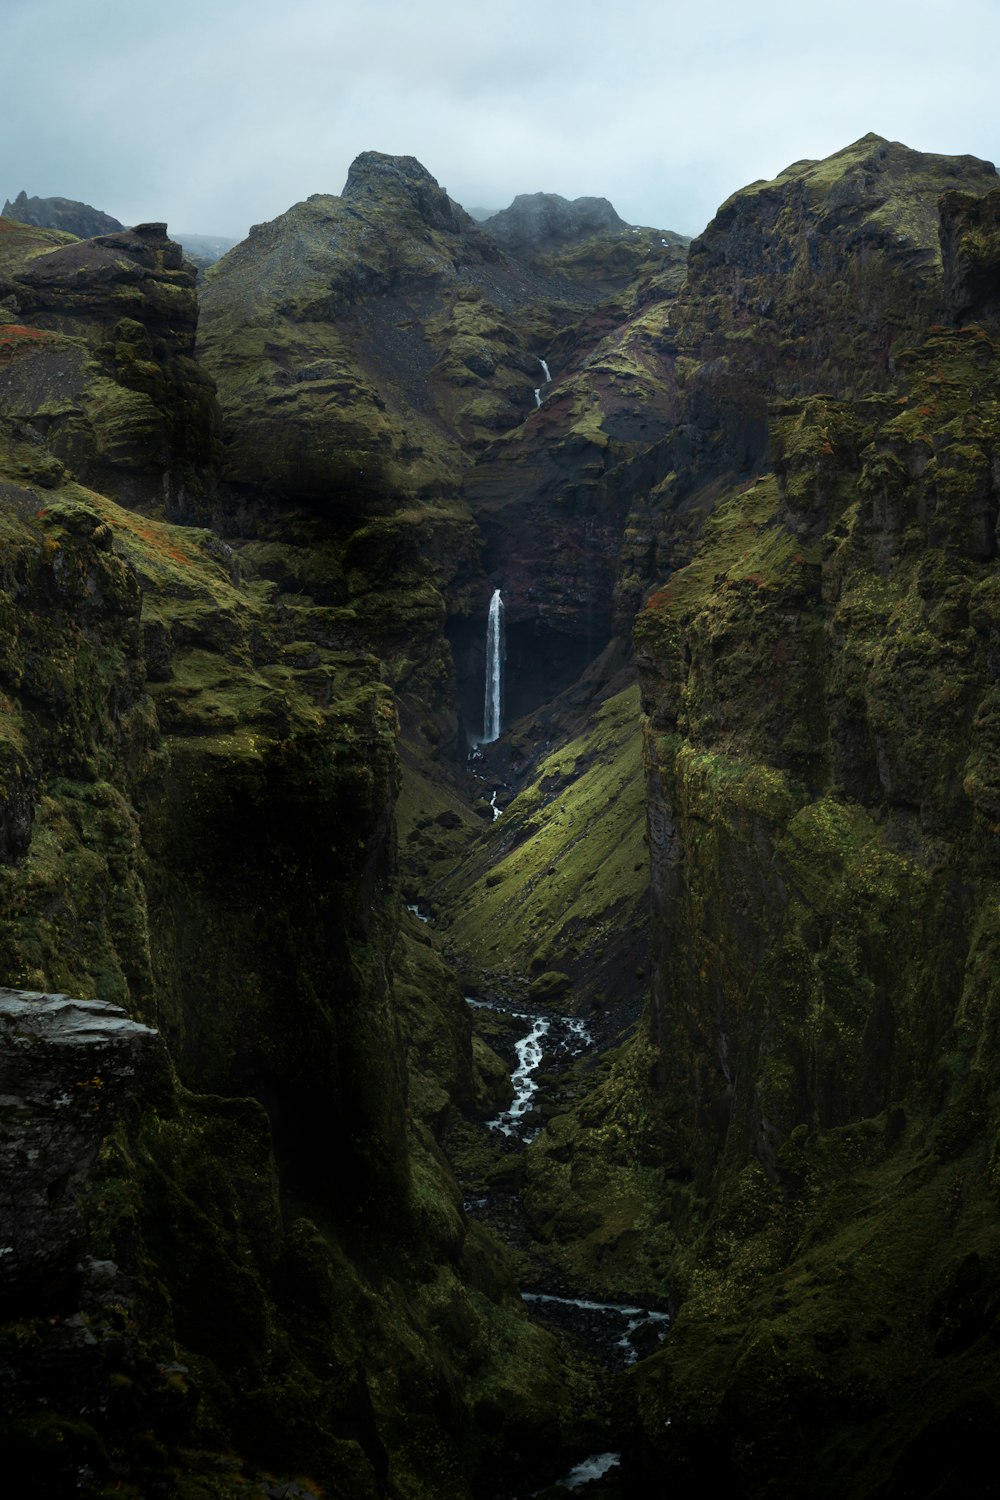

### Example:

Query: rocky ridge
xmin=2 ymin=191 xmax=124 ymax=240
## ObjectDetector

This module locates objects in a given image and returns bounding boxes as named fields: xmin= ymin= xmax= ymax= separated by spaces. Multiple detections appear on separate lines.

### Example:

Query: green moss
xmin=438 ymin=686 xmax=647 ymax=1001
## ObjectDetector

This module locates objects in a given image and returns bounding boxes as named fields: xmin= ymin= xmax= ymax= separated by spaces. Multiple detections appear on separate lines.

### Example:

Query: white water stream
xmin=521 ymin=1291 xmax=670 ymax=1366
xmin=466 ymin=993 xmax=670 ymax=1493
xmin=466 ymin=996 xmax=592 ymax=1140
xmin=533 ymin=356 xmax=553 ymax=411
xmin=555 ymin=1452 xmax=621 ymax=1490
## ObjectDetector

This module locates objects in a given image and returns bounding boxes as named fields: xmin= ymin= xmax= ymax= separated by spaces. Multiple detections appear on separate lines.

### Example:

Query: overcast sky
xmin=5 ymin=0 xmax=999 ymax=242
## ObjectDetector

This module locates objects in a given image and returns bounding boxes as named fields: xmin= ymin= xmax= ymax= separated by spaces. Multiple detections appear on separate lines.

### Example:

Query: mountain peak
xmin=340 ymin=151 xmax=465 ymax=232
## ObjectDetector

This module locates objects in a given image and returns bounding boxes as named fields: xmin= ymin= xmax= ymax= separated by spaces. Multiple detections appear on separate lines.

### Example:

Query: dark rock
xmin=485 ymin=192 xmax=625 ymax=254
xmin=2 ymin=190 xmax=124 ymax=240
xmin=940 ymin=186 xmax=1000 ymax=326
xmin=0 ymin=991 xmax=165 ymax=1305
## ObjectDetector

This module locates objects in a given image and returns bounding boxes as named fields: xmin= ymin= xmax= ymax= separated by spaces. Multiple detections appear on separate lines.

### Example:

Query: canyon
xmin=0 ymin=134 xmax=999 ymax=1498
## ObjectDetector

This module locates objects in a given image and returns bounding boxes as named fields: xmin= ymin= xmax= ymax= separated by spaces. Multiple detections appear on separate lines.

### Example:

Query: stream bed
xmin=463 ymin=995 xmax=670 ymax=1371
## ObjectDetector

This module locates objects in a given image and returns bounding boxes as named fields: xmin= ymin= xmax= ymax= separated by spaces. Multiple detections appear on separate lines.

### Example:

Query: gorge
xmin=0 ymin=134 xmax=999 ymax=1499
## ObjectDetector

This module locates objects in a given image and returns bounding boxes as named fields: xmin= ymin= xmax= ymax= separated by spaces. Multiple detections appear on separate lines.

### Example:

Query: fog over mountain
xmin=4 ymin=0 xmax=999 ymax=239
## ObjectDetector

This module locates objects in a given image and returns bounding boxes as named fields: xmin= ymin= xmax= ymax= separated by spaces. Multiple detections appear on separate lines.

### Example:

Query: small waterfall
xmin=483 ymin=588 xmax=504 ymax=743
xmin=533 ymin=357 xmax=552 ymax=412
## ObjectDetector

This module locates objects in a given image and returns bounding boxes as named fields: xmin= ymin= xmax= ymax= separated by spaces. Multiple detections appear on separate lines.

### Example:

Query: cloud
xmin=3 ymin=0 xmax=998 ymax=239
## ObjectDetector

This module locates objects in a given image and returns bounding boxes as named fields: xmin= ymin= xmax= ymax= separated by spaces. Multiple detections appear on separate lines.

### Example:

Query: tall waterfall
xmin=538 ymin=357 xmax=552 ymax=384
xmin=483 ymin=588 xmax=504 ymax=743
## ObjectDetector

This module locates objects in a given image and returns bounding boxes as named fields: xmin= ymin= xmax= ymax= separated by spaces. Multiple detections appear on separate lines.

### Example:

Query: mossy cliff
xmin=615 ymin=134 xmax=1000 ymax=629
xmin=622 ymin=301 xmax=1000 ymax=1492
xmin=0 ymin=222 xmax=601 ymax=1493
xmin=0 ymin=216 xmax=220 ymax=518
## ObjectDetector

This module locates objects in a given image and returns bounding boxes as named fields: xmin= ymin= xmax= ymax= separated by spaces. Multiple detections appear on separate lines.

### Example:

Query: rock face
xmin=619 ymin=173 xmax=1000 ymax=1495
xmin=0 ymin=219 xmax=221 ymax=515
xmin=485 ymin=191 xmax=626 ymax=252
xmin=2 ymin=190 xmax=124 ymax=239
xmin=940 ymin=184 xmax=1000 ymax=327
xmin=0 ymin=990 xmax=163 ymax=1299
xmin=0 ymin=177 xmax=599 ymax=1496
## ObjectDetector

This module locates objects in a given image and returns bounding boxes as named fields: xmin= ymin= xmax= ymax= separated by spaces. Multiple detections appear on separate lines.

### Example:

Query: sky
xmin=5 ymin=0 xmax=999 ymax=243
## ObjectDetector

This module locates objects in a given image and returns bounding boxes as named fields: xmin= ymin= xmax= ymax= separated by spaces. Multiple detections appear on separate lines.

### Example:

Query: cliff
xmin=0 ymin=217 xmax=220 ymax=516
xmin=617 ymin=180 xmax=1000 ymax=1496
xmin=0 ymin=208 xmax=601 ymax=1496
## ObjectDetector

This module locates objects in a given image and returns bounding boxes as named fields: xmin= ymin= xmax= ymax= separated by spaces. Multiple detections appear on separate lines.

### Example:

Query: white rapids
xmin=465 ymin=997 xmax=593 ymax=1141
xmin=521 ymin=1291 xmax=671 ymax=1365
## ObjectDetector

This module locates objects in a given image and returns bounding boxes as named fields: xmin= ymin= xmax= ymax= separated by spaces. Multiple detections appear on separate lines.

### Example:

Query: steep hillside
xmin=0 ymin=213 xmax=610 ymax=1497
xmin=613 ymin=197 xmax=1000 ymax=1495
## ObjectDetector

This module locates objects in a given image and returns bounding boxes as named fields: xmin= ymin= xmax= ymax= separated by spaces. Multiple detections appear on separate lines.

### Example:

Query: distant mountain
xmin=2 ymin=189 xmax=123 ymax=239
xmin=484 ymin=191 xmax=627 ymax=252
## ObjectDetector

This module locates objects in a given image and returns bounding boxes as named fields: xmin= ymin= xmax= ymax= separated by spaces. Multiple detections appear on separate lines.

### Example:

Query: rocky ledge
xmin=0 ymin=990 xmax=164 ymax=1304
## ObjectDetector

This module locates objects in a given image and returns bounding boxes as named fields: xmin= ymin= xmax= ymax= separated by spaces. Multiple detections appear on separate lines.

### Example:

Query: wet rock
xmin=0 ymin=989 xmax=165 ymax=1305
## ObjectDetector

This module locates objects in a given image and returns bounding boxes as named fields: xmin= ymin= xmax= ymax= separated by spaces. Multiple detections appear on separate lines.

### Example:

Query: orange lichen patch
xmin=0 ymin=324 xmax=57 ymax=363
xmin=83 ymin=490 xmax=195 ymax=570
xmin=0 ymin=324 xmax=51 ymax=338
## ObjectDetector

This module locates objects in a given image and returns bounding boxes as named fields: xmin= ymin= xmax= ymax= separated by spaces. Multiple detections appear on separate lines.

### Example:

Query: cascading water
xmin=483 ymin=588 xmax=504 ymax=743
xmin=533 ymin=356 xmax=552 ymax=410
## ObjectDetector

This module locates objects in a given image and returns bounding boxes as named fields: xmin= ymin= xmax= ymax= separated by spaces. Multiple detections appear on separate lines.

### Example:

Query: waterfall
xmin=536 ymin=357 xmax=551 ymax=411
xmin=483 ymin=588 xmax=504 ymax=743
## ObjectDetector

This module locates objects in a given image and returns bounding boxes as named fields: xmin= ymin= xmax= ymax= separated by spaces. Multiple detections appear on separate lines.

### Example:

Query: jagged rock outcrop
xmin=2 ymin=190 xmax=124 ymax=240
xmin=0 ymin=219 xmax=221 ymax=516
